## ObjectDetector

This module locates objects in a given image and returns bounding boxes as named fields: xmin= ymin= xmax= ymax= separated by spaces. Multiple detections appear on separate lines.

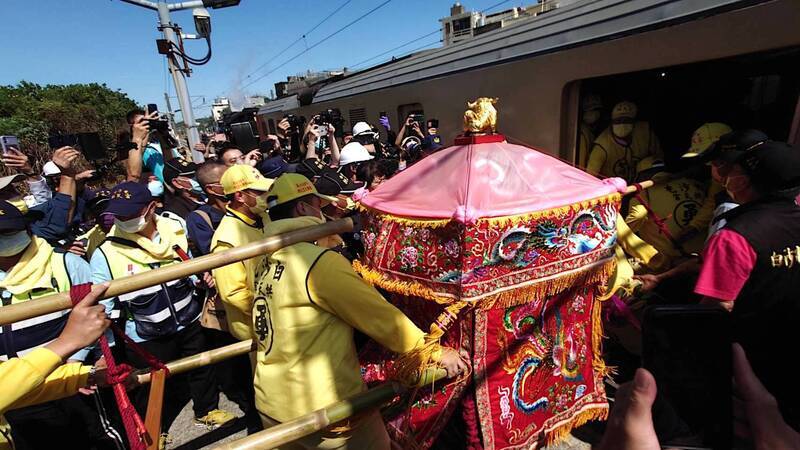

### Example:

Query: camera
xmin=315 ymin=108 xmax=343 ymax=137
xmin=284 ymin=114 xmax=305 ymax=136
xmin=193 ymin=7 xmax=211 ymax=38
xmin=146 ymin=103 xmax=170 ymax=133
xmin=48 ymin=132 xmax=106 ymax=160
xmin=407 ymin=113 xmax=425 ymax=128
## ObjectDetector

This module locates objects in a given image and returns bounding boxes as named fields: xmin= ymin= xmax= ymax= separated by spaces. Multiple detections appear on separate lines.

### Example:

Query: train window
xmin=268 ymin=119 xmax=276 ymax=135
xmin=575 ymin=48 xmax=800 ymax=171
xmin=348 ymin=108 xmax=367 ymax=126
xmin=397 ymin=103 xmax=425 ymax=128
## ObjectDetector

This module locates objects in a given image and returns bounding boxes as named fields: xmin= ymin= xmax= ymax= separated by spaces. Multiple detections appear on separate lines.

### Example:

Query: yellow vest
xmin=96 ymin=220 xmax=198 ymax=339
xmin=626 ymin=176 xmax=707 ymax=259
xmin=588 ymin=121 xmax=661 ymax=181
xmin=252 ymin=242 xmax=366 ymax=422
xmin=0 ymin=252 xmax=72 ymax=361
xmin=210 ymin=208 xmax=268 ymax=341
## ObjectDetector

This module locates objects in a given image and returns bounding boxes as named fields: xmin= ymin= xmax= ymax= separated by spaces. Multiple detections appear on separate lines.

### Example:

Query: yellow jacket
xmin=577 ymin=123 xmax=595 ymax=169
xmin=1 ymin=348 xmax=89 ymax=449
xmin=586 ymin=121 xmax=661 ymax=181
xmin=211 ymin=207 xmax=268 ymax=341
xmin=625 ymin=175 xmax=707 ymax=260
xmin=253 ymin=217 xmax=427 ymax=423
xmin=602 ymin=216 xmax=664 ymax=299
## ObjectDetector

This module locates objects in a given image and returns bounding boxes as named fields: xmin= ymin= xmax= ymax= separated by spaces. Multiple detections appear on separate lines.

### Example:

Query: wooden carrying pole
xmin=135 ymin=339 xmax=255 ymax=385
xmin=215 ymin=368 xmax=448 ymax=450
xmin=0 ymin=218 xmax=354 ymax=327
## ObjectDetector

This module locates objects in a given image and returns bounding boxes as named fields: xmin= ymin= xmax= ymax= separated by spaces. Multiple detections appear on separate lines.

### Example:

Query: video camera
xmin=146 ymin=104 xmax=170 ymax=133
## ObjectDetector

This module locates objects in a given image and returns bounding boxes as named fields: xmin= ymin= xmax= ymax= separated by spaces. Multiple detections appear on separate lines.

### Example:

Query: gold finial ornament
xmin=463 ymin=97 xmax=499 ymax=134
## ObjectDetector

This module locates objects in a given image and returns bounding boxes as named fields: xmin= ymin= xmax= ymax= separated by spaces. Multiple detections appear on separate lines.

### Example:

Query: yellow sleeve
xmin=686 ymin=181 xmax=721 ymax=232
xmin=307 ymin=251 xmax=426 ymax=355
xmin=212 ymin=242 xmax=254 ymax=320
xmin=624 ymin=201 xmax=649 ymax=233
xmin=586 ymin=143 xmax=607 ymax=176
xmin=0 ymin=348 xmax=89 ymax=413
xmin=616 ymin=215 xmax=662 ymax=269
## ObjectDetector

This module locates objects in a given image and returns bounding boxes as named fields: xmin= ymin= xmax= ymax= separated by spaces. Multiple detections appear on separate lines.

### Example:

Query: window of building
xmin=453 ymin=17 xmax=471 ymax=32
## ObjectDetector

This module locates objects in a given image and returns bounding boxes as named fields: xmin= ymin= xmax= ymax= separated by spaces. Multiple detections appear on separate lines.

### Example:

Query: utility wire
xmin=242 ymin=0 xmax=393 ymax=90
xmin=345 ymin=0 xmax=513 ymax=72
xmin=244 ymin=0 xmax=354 ymax=81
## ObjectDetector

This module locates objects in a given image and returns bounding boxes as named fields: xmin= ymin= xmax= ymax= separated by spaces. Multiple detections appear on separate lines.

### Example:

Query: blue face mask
xmin=188 ymin=178 xmax=207 ymax=203
xmin=0 ymin=230 xmax=32 ymax=257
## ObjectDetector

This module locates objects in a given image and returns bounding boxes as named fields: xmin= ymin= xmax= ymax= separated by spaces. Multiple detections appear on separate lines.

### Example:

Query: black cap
xmin=0 ymin=201 xmax=31 ymax=232
xmin=736 ymin=141 xmax=800 ymax=192
xmin=703 ymin=129 xmax=768 ymax=164
xmin=296 ymin=158 xmax=326 ymax=180
xmin=163 ymin=158 xmax=197 ymax=187
xmin=315 ymin=168 xmax=364 ymax=196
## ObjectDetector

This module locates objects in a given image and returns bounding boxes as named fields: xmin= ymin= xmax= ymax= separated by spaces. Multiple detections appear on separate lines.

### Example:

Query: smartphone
xmin=1 ymin=135 xmax=19 ymax=155
xmin=147 ymin=103 xmax=159 ymax=115
xmin=314 ymin=124 xmax=328 ymax=137
xmin=642 ymin=305 xmax=732 ymax=449
xmin=379 ymin=111 xmax=387 ymax=119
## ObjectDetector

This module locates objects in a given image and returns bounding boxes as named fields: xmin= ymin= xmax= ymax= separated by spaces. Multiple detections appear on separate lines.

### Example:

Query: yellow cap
xmin=266 ymin=173 xmax=338 ymax=209
xmin=682 ymin=122 xmax=732 ymax=159
xmin=611 ymin=101 xmax=637 ymax=120
xmin=221 ymin=165 xmax=274 ymax=195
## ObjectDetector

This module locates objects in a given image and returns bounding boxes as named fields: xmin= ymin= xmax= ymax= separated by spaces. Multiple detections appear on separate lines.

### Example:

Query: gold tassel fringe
xmin=391 ymin=301 xmax=468 ymax=386
xmin=358 ymin=192 xmax=620 ymax=229
xmin=543 ymin=404 xmax=609 ymax=447
xmin=353 ymin=257 xmax=617 ymax=312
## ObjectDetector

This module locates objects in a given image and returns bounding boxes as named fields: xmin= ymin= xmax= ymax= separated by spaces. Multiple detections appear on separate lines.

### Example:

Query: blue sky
xmin=2 ymin=0 xmax=520 ymax=120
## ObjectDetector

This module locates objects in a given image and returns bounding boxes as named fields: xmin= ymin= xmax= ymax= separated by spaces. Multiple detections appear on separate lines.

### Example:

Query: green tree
xmin=0 ymin=81 xmax=138 ymax=178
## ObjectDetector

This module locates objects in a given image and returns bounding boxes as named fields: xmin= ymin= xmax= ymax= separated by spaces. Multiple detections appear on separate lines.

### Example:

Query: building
xmin=211 ymin=97 xmax=231 ymax=122
xmin=440 ymin=1 xmax=569 ymax=46
xmin=273 ymin=70 xmax=346 ymax=99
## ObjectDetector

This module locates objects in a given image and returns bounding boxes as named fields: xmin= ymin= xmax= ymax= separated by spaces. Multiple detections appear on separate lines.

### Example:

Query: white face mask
xmin=0 ymin=230 xmax=32 ymax=257
xmin=115 ymin=214 xmax=148 ymax=233
xmin=612 ymin=123 xmax=634 ymax=139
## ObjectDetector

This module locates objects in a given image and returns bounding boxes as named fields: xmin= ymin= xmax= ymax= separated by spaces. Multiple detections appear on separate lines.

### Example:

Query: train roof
xmin=309 ymin=0 xmax=754 ymax=104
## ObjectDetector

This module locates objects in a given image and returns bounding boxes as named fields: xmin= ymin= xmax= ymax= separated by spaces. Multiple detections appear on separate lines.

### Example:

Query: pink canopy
xmin=362 ymin=137 xmax=627 ymax=223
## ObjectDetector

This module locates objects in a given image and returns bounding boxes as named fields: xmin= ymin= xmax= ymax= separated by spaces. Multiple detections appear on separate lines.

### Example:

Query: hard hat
xmin=339 ymin=142 xmax=374 ymax=166
xmin=682 ymin=122 xmax=733 ymax=159
xmin=611 ymin=101 xmax=637 ymax=121
xmin=352 ymin=122 xmax=372 ymax=136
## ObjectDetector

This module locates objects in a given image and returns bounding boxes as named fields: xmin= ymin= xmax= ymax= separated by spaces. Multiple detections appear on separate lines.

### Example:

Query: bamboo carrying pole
xmin=623 ymin=179 xmax=654 ymax=194
xmin=135 ymin=339 xmax=256 ymax=385
xmin=215 ymin=368 xmax=448 ymax=450
xmin=0 ymin=218 xmax=354 ymax=326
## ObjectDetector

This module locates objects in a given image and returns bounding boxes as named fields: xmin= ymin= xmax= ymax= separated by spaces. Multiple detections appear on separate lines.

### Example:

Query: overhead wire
xmin=345 ymin=0 xmax=515 ymax=72
xmin=241 ymin=0 xmax=393 ymax=90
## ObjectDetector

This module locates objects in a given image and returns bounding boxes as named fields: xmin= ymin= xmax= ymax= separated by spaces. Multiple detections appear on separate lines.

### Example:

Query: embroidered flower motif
xmin=419 ymin=229 xmax=431 ymax=241
xmin=400 ymin=246 xmax=419 ymax=268
xmin=403 ymin=227 xmax=414 ymax=237
xmin=444 ymin=240 xmax=459 ymax=257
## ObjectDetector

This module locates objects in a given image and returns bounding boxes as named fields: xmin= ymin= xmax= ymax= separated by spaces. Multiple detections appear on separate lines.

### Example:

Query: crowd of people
xmin=1 ymin=100 xmax=799 ymax=450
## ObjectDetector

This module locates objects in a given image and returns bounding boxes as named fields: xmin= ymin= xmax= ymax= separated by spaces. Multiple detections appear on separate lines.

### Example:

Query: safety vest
xmin=95 ymin=237 xmax=199 ymax=341
xmin=252 ymin=242 xmax=366 ymax=422
xmin=629 ymin=176 xmax=707 ymax=258
xmin=590 ymin=121 xmax=661 ymax=181
xmin=0 ymin=253 xmax=72 ymax=361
